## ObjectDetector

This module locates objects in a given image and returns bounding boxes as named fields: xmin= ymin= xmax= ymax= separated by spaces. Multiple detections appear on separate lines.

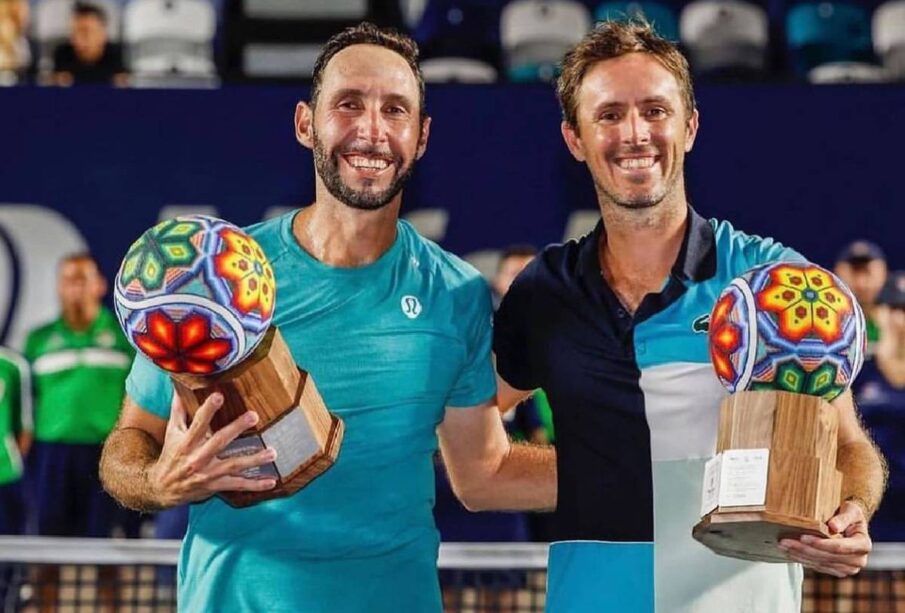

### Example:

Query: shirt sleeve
xmin=446 ymin=276 xmax=497 ymax=408
xmin=742 ymin=232 xmax=807 ymax=267
xmin=125 ymin=354 xmax=174 ymax=419
xmin=493 ymin=262 xmax=539 ymax=392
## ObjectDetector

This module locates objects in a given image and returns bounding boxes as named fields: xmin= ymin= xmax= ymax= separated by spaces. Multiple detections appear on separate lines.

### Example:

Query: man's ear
xmin=415 ymin=116 xmax=431 ymax=160
xmin=295 ymin=101 xmax=314 ymax=149
xmin=684 ymin=108 xmax=700 ymax=153
xmin=561 ymin=121 xmax=586 ymax=162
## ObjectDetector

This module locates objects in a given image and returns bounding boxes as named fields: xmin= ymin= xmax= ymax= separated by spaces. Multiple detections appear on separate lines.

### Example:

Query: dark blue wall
xmin=1 ymin=82 xmax=903 ymax=282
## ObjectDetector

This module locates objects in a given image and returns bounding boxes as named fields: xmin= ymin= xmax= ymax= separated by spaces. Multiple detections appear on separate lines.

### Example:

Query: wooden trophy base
xmin=693 ymin=510 xmax=831 ymax=563
xmin=693 ymin=391 xmax=842 ymax=562
xmin=172 ymin=327 xmax=344 ymax=508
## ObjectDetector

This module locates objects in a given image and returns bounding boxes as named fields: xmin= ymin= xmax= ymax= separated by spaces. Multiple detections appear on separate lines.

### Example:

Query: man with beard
xmin=99 ymin=22 xmax=555 ymax=613
xmin=493 ymin=20 xmax=886 ymax=612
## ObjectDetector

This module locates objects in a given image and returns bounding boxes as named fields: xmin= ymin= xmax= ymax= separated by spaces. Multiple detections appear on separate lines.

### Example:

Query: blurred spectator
xmin=873 ymin=270 xmax=905 ymax=387
xmin=492 ymin=244 xmax=536 ymax=310
xmin=854 ymin=270 xmax=905 ymax=541
xmin=23 ymin=253 xmax=133 ymax=610
xmin=0 ymin=0 xmax=31 ymax=84
xmin=52 ymin=2 xmax=126 ymax=86
xmin=834 ymin=240 xmax=887 ymax=355
xmin=0 ymin=346 xmax=30 ymax=607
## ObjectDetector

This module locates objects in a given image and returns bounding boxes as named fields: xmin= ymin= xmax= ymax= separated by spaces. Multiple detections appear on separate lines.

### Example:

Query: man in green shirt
xmin=0 ymin=346 xmax=30 ymax=613
xmin=25 ymin=253 xmax=133 ymax=607
xmin=24 ymin=251 xmax=133 ymax=534
xmin=24 ymin=253 xmax=133 ymax=609
xmin=0 ymin=345 xmax=31 ymax=534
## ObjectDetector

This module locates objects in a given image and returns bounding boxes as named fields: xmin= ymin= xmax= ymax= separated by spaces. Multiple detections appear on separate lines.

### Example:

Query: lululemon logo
xmin=401 ymin=295 xmax=422 ymax=319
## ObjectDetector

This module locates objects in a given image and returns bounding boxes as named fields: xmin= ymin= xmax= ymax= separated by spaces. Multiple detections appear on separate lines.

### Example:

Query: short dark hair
xmin=498 ymin=244 xmax=538 ymax=270
xmin=310 ymin=22 xmax=425 ymax=122
xmin=73 ymin=1 xmax=106 ymax=24
xmin=58 ymin=251 xmax=98 ymax=271
xmin=557 ymin=19 xmax=695 ymax=130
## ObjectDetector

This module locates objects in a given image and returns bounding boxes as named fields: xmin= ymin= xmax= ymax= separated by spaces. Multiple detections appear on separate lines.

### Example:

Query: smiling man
xmin=100 ymin=23 xmax=554 ymax=613
xmin=493 ymin=20 xmax=886 ymax=612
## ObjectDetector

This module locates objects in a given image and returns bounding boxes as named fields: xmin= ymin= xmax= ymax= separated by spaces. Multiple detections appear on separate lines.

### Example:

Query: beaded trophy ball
xmin=709 ymin=262 xmax=865 ymax=401
xmin=114 ymin=215 xmax=276 ymax=375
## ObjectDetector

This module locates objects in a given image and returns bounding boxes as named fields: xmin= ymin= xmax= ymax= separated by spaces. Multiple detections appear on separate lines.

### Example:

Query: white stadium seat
xmin=420 ymin=57 xmax=498 ymax=83
xmin=873 ymin=0 xmax=905 ymax=79
xmin=242 ymin=0 xmax=367 ymax=19
xmin=679 ymin=0 xmax=768 ymax=74
xmin=807 ymin=61 xmax=888 ymax=83
xmin=123 ymin=0 xmax=216 ymax=78
xmin=501 ymin=0 xmax=591 ymax=70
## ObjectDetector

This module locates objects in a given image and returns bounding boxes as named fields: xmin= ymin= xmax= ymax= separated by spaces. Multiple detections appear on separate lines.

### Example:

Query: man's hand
xmin=778 ymin=500 xmax=872 ymax=577
xmin=147 ymin=392 xmax=277 ymax=508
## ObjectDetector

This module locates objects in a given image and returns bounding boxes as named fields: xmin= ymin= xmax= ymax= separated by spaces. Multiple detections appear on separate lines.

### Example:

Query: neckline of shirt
xmin=279 ymin=209 xmax=405 ymax=277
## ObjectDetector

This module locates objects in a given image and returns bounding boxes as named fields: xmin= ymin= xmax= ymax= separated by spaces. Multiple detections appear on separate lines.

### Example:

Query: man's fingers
xmin=184 ymin=393 xmax=225 ymax=445
xmin=779 ymin=537 xmax=869 ymax=570
xmin=207 ymin=475 xmax=277 ymax=493
xmin=210 ymin=448 xmax=277 ymax=479
xmin=827 ymin=500 xmax=867 ymax=535
xmin=807 ymin=534 xmax=870 ymax=556
xmin=196 ymin=411 xmax=260 ymax=463
xmin=788 ymin=555 xmax=861 ymax=578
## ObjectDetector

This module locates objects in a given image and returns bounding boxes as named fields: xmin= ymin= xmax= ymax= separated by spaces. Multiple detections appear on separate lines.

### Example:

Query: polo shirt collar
xmin=578 ymin=206 xmax=716 ymax=283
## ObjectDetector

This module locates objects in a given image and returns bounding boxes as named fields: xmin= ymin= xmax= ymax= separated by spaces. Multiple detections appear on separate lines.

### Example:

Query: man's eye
xmin=338 ymin=101 xmax=359 ymax=110
xmin=647 ymin=108 xmax=667 ymax=118
xmin=600 ymin=112 xmax=620 ymax=122
xmin=386 ymin=106 xmax=405 ymax=115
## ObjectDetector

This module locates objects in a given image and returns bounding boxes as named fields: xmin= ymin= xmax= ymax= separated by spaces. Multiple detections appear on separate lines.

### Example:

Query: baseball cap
xmin=836 ymin=240 xmax=886 ymax=266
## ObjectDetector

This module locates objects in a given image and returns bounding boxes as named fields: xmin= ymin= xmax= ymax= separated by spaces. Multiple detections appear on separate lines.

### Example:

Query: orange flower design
xmin=133 ymin=310 xmax=232 ymax=374
xmin=214 ymin=229 xmax=276 ymax=320
xmin=756 ymin=265 xmax=853 ymax=344
xmin=709 ymin=292 xmax=742 ymax=383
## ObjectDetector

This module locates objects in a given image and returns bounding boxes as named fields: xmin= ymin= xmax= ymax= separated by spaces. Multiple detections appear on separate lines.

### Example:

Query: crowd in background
xmin=1 ymin=0 xmax=905 ymax=86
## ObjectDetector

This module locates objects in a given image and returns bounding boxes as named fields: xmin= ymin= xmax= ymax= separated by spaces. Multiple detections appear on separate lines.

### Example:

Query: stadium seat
xmin=873 ymin=0 xmax=905 ymax=79
xmin=786 ymin=1 xmax=873 ymax=78
xmin=420 ymin=57 xmax=498 ymax=82
xmin=123 ymin=0 xmax=216 ymax=79
xmin=594 ymin=1 xmax=680 ymax=41
xmin=400 ymin=0 xmax=430 ymax=28
xmin=222 ymin=0 xmax=403 ymax=80
xmin=240 ymin=0 xmax=367 ymax=19
xmin=679 ymin=0 xmax=769 ymax=80
xmin=32 ymin=0 xmax=121 ymax=73
xmin=807 ymin=60 xmax=888 ymax=82
xmin=501 ymin=0 xmax=591 ymax=82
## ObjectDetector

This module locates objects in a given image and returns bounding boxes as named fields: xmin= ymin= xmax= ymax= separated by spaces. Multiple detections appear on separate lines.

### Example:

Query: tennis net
xmin=0 ymin=538 xmax=901 ymax=612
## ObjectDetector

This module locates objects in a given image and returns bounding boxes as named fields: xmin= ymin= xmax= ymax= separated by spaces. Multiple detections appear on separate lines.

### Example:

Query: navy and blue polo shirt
xmin=494 ymin=208 xmax=806 ymax=613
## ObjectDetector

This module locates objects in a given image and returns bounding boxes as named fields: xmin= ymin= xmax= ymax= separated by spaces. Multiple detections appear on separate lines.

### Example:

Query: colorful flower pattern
xmin=133 ymin=310 xmax=233 ymax=375
xmin=214 ymin=229 xmax=276 ymax=320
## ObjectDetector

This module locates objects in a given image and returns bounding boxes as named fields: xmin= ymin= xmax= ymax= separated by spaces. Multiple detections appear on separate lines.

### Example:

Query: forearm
xmin=99 ymin=427 xmax=165 ymax=513
xmin=837 ymin=439 xmax=888 ymax=520
xmin=462 ymin=442 xmax=556 ymax=512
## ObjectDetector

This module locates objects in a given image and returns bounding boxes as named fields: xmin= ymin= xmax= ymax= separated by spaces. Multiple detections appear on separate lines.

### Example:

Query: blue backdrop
xmin=0 ymin=83 xmax=902 ymax=343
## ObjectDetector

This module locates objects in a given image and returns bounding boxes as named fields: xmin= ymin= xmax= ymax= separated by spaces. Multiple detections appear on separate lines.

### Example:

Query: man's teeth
xmin=617 ymin=157 xmax=655 ymax=169
xmin=348 ymin=156 xmax=389 ymax=170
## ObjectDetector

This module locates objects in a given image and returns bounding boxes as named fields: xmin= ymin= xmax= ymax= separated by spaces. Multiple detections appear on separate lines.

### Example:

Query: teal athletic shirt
xmin=126 ymin=211 xmax=497 ymax=613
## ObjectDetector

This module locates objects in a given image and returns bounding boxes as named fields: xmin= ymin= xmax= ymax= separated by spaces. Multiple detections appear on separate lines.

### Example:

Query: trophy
xmin=113 ymin=215 xmax=343 ymax=508
xmin=693 ymin=262 xmax=865 ymax=562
